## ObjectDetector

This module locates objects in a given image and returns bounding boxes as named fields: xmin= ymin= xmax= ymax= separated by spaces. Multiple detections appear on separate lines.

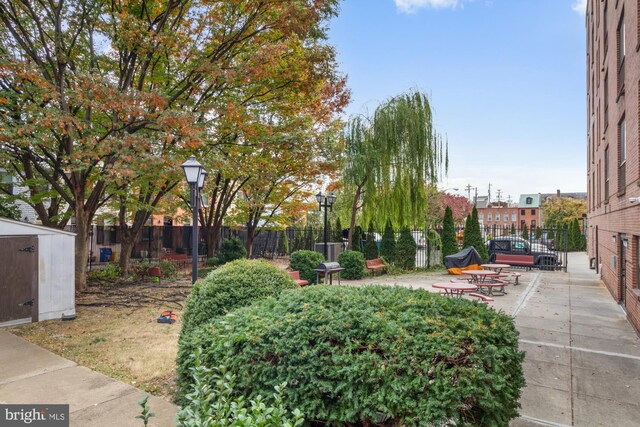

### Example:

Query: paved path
xmin=511 ymin=252 xmax=640 ymax=426
xmin=0 ymin=330 xmax=177 ymax=426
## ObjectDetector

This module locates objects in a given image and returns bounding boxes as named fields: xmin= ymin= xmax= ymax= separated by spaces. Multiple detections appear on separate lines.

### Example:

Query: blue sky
xmin=328 ymin=0 xmax=587 ymax=203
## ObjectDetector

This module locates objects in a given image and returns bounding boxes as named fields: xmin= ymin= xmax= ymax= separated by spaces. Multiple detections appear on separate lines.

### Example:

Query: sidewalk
xmin=0 ymin=330 xmax=177 ymax=426
xmin=512 ymin=252 xmax=640 ymax=426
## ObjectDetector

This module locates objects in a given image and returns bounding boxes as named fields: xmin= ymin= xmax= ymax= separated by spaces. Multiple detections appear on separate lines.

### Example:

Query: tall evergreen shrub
xmin=363 ymin=221 xmax=379 ymax=260
xmin=510 ymin=223 xmax=516 ymax=235
xmin=441 ymin=206 xmax=458 ymax=262
xmin=521 ymin=223 xmax=529 ymax=241
xmin=351 ymin=225 xmax=363 ymax=252
xmin=379 ymin=219 xmax=396 ymax=263
xmin=395 ymin=226 xmax=417 ymax=269
xmin=463 ymin=207 xmax=488 ymax=263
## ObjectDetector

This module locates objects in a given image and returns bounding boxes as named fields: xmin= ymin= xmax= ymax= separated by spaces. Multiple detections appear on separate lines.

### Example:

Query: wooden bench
xmin=288 ymin=271 xmax=309 ymax=286
xmin=365 ymin=258 xmax=386 ymax=275
xmin=495 ymin=254 xmax=535 ymax=270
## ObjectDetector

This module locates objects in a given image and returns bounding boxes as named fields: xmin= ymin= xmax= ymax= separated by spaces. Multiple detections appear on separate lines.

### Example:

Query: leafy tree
xmin=363 ymin=221 xmax=379 ymax=260
xmin=521 ymin=223 xmax=529 ymax=241
xmin=0 ymin=200 xmax=20 ymax=220
xmin=395 ymin=226 xmax=417 ymax=270
xmin=342 ymin=91 xmax=447 ymax=247
xmin=542 ymin=197 xmax=587 ymax=227
xmin=441 ymin=206 xmax=458 ymax=262
xmin=379 ymin=219 xmax=396 ymax=263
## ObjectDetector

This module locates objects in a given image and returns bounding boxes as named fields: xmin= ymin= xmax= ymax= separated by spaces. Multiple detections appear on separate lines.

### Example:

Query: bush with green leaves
xmin=205 ymin=257 xmax=219 ymax=267
xmin=395 ymin=226 xmax=417 ymax=269
xmin=216 ymin=238 xmax=247 ymax=265
xmin=87 ymin=263 xmax=121 ymax=282
xmin=180 ymin=259 xmax=298 ymax=341
xmin=441 ymin=206 xmax=458 ymax=262
xmin=350 ymin=225 xmax=363 ymax=252
xmin=521 ymin=223 xmax=529 ymax=241
xmin=379 ymin=219 xmax=396 ymax=263
xmin=159 ymin=259 xmax=178 ymax=278
xmin=338 ymin=250 xmax=365 ymax=280
xmin=178 ymin=286 xmax=525 ymax=425
xmin=177 ymin=349 xmax=304 ymax=427
xmin=462 ymin=207 xmax=488 ymax=263
xmin=363 ymin=221 xmax=379 ymax=260
xmin=289 ymin=250 xmax=325 ymax=284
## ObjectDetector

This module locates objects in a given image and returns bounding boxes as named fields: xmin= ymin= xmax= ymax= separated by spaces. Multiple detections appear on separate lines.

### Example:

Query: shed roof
xmin=0 ymin=217 xmax=76 ymax=237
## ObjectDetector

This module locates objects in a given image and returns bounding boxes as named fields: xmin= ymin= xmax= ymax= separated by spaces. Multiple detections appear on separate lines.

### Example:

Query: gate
xmin=0 ymin=236 xmax=38 ymax=324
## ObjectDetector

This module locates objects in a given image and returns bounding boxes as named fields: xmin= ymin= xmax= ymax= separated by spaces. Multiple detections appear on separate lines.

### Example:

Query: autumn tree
xmin=542 ymin=197 xmax=587 ymax=227
xmin=0 ymin=0 xmax=348 ymax=287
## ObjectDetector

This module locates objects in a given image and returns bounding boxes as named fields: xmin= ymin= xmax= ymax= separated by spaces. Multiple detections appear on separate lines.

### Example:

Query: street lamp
xmin=316 ymin=192 xmax=337 ymax=260
xmin=181 ymin=156 xmax=207 ymax=284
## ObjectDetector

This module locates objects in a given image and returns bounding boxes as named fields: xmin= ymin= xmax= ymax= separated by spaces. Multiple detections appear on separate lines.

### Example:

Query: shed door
xmin=0 ymin=236 xmax=38 ymax=323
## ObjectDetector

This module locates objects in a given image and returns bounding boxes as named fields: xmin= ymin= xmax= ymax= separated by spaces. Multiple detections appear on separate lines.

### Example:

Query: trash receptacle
xmin=99 ymin=248 xmax=112 ymax=262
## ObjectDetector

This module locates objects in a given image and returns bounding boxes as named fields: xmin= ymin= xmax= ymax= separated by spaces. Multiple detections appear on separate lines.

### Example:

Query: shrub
xmin=216 ymin=238 xmax=247 ymax=265
xmin=338 ymin=250 xmax=365 ymax=280
xmin=204 ymin=257 xmax=219 ymax=267
xmin=289 ymin=250 xmax=325 ymax=284
xmin=350 ymin=225 xmax=363 ymax=252
xmin=379 ymin=219 xmax=396 ymax=263
xmin=87 ymin=263 xmax=121 ymax=282
xmin=179 ymin=286 xmax=525 ymax=425
xmin=363 ymin=221 xmax=379 ymax=260
xmin=463 ymin=207 xmax=488 ymax=263
xmin=441 ymin=206 xmax=458 ymax=262
xmin=159 ymin=259 xmax=178 ymax=278
xmin=395 ymin=226 xmax=417 ymax=269
xmin=180 ymin=259 xmax=298 ymax=341
xmin=177 ymin=349 xmax=304 ymax=427
xmin=521 ymin=223 xmax=529 ymax=241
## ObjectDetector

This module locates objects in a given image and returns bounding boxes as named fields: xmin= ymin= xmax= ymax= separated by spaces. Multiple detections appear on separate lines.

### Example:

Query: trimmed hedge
xmin=289 ymin=250 xmax=325 ymax=284
xmin=180 ymin=259 xmax=298 ymax=340
xmin=338 ymin=250 xmax=365 ymax=280
xmin=179 ymin=286 xmax=525 ymax=425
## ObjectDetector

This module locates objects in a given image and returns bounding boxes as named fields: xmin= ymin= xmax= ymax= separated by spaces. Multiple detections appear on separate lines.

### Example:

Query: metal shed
xmin=0 ymin=218 xmax=75 ymax=327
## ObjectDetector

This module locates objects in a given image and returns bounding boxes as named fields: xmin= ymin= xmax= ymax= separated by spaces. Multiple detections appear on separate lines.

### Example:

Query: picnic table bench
xmin=494 ymin=254 xmax=534 ymax=270
xmin=288 ymin=271 xmax=309 ymax=286
xmin=366 ymin=258 xmax=386 ymax=274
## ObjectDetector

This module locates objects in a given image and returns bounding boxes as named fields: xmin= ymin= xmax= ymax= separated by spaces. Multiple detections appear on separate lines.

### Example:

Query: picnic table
xmin=461 ymin=270 xmax=500 ymax=283
xmin=480 ymin=263 xmax=511 ymax=273
xmin=432 ymin=282 xmax=478 ymax=298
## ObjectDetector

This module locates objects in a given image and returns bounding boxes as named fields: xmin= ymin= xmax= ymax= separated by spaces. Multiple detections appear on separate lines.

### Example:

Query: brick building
xmin=586 ymin=0 xmax=640 ymax=333
xmin=517 ymin=194 xmax=542 ymax=229
xmin=477 ymin=203 xmax=519 ymax=235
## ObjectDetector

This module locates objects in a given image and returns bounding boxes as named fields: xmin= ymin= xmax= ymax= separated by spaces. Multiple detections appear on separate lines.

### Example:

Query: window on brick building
xmin=496 ymin=214 xmax=500 ymax=221
xmin=618 ymin=116 xmax=626 ymax=193
xmin=487 ymin=213 xmax=492 ymax=221
xmin=617 ymin=13 xmax=625 ymax=93
xmin=604 ymin=146 xmax=610 ymax=200
xmin=511 ymin=213 xmax=516 ymax=221
xmin=479 ymin=213 xmax=484 ymax=221
xmin=521 ymin=209 xmax=525 ymax=216
xmin=531 ymin=209 xmax=536 ymax=215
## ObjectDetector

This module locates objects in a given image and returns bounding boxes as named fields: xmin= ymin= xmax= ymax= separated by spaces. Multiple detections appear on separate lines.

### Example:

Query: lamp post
xmin=316 ymin=192 xmax=336 ymax=260
xmin=181 ymin=156 xmax=207 ymax=284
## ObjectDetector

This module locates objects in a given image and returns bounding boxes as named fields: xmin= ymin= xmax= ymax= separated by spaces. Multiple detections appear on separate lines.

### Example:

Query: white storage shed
xmin=0 ymin=218 xmax=76 ymax=326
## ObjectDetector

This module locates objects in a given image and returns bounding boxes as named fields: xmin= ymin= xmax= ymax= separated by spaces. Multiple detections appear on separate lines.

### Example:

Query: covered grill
xmin=313 ymin=261 xmax=344 ymax=285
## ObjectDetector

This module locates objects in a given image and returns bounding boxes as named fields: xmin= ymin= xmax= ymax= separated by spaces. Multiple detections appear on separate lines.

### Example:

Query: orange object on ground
xmin=447 ymin=264 xmax=483 ymax=275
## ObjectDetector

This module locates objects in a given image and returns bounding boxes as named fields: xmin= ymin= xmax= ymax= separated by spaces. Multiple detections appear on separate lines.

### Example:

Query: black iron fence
xmin=79 ymin=223 xmax=572 ymax=271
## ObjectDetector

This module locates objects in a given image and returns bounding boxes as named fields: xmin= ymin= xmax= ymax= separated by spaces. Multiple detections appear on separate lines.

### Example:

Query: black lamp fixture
xmin=316 ymin=191 xmax=337 ymax=260
xmin=181 ymin=156 xmax=207 ymax=284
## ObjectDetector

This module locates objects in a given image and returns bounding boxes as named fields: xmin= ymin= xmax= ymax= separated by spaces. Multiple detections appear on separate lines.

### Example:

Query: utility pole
xmin=488 ymin=183 xmax=492 ymax=204
xmin=465 ymin=184 xmax=473 ymax=201
xmin=496 ymin=189 xmax=502 ymax=203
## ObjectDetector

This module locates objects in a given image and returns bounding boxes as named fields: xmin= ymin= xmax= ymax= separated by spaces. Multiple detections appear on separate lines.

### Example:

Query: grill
xmin=313 ymin=262 xmax=344 ymax=285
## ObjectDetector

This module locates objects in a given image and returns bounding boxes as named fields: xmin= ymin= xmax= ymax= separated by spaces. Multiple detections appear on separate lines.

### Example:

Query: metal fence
xmin=81 ymin=223 xmax=571 ymax=271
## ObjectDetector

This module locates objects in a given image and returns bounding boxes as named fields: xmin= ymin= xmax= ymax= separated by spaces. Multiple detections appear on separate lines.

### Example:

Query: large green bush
xmin=289 ymin=250 xmax=325 ymax=284
xmin=379 ymin=219 xmax=396 ymax=263
xmin=395 ymin=226 xmax=417 ymax=269
xmin=178 ymin=286 xmax=525 ymax=425
xmin=216 ymin=238 xmax=247 ymax=265
xmin=180 ymin=259 xmax=298 ymax=340
xmin=350 ymin=225 xmax=363 ymax=252
xmin=462 ymin=207 xmax=488 ymax=263
xmin=338 ymin=250 xmax=365 ymax=279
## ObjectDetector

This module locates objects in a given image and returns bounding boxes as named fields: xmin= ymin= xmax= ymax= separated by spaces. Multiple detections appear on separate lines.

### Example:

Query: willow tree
xmin=342 ymin=90 xmax=447 ymax=246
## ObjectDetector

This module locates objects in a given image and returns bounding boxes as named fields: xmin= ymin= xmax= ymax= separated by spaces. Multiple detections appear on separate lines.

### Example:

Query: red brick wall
xmin=587 ymin=0 xmax=640 ymax=333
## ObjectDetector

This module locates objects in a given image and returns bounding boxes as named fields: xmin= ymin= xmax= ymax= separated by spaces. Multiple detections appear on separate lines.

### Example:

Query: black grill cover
xmin=444 ymin=247 xmax=482 ymax=269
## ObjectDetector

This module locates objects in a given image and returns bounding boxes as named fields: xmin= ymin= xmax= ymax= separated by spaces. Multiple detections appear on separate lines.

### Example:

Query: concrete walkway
xmin=0 ymin=330 xmax=177 ymax=426
xmin=512 ymin=252 xmax=640 ymax=426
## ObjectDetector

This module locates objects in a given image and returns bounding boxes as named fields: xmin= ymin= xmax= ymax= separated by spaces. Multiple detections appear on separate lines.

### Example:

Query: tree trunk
xmin=119 ymin=237 xmax=135 ymax=275
xmin=246 ymin=224 xmax=258 ymax=258
xmin=74 ymin=209 xmax=89 ymax=292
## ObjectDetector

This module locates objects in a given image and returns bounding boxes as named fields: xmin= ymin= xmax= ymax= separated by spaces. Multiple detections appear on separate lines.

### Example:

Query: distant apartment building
xmin=517 ymin=194 xmax=542 ymax=230
xmin=585 ymin=0 xmax=640 ymax=333
xmin=476 ymin=202 xmax=519 ymax=233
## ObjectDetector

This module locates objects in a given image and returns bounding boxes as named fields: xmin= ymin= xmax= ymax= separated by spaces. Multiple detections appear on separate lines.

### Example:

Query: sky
xmin=328 ymin=0 xmax=588 ymax=203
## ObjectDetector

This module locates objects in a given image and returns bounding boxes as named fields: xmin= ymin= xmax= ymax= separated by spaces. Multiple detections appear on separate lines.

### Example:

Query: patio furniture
xmin=432 ymin=282 xmax=478 ymax=298
xmin=288 ymin=271 xmax=309 ymax=286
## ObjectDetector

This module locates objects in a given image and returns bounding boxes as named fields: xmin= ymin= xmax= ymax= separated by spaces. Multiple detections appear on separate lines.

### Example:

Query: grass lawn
xmin=9 ymin=275 xmax=192 ymax=401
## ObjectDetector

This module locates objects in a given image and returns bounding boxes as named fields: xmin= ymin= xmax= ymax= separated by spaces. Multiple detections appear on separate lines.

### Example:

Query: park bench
xmin=288 ymin=271 xmax=309 ymax=286
xmin=365 ymin=258 xmax=386 ymax=275
xmin=495 ymin=254 xmax=534 ymax=270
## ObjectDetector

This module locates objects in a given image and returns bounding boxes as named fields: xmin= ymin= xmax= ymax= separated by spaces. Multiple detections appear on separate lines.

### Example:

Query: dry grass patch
xmin=9 ymin=277 xmax=191 ymax=400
